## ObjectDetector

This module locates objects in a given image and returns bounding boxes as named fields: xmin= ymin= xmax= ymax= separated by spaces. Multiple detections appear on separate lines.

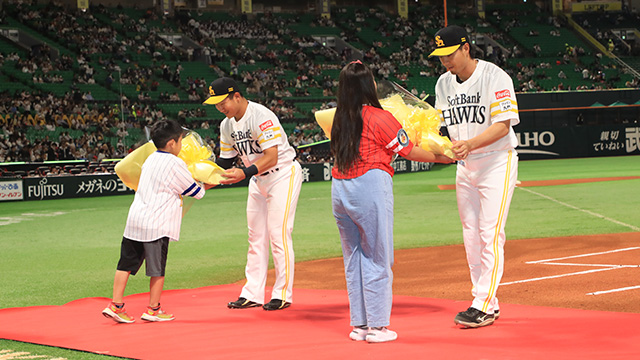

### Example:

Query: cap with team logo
xmin=428 ymin=25 xmax=469 ymax=57
xmin=203 ymin=77 xmax=239 ymax=105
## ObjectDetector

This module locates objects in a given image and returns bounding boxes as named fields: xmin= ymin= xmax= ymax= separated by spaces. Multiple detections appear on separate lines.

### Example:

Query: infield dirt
xmin=279 ymin=176 xmax=640 ymax=313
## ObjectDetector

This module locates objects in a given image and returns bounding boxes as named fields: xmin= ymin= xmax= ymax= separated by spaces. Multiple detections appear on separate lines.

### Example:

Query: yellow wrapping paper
xmin=178 ymin=132 xmax=213 ymax=166
xmin=380 ymin=94 xmax=454 ymax=158
xmin=188 ymin=160 xmax=226 ymax=185
xmin=314 ymin=94 xmax=454 ymax=158
xmin=115 ymin=131 xmax=225 ymax=191
xmin=315 ymin=107 xmax=336 ymax=139
xmin=114 ymin=141 xmax=157 ymax=191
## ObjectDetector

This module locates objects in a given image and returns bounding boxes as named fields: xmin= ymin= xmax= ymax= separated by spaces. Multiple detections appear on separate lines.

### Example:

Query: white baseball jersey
xmin=435 ymin=59 xmax=519 ymax=316
xmin=124 ymin=151 xmax=204 ymax=242
xmin=219 ymin=101 xmax=296 ymax=169
xmin=218 ymin=100 xmax=302 ymax=304
xmin=435 ymin=59 xmax=519 ymax=154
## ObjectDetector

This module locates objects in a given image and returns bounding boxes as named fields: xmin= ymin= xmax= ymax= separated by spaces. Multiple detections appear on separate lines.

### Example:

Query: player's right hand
xmin=219 ymin=168 xmax=246 ymax=185
xmin=451 ymin=140 xmax=470 ymax=160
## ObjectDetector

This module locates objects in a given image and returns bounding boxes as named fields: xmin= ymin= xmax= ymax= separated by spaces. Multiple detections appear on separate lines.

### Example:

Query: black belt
xmin=260 ymin=167 xmax=279 ymax=176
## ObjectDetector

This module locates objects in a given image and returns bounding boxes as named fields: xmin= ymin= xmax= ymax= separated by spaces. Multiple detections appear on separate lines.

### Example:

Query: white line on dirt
xmin=500 ymin=267 xmax=619 ymax=285
xmin=518 ymin=187 xmax=640 ymax=231
xmin=526 ymin=247 xmax=640 ymax=264
xmin=534 ymin=262 xmax=640 ymax=268
xmin=586 ymin=285 xmax=640 ymax=295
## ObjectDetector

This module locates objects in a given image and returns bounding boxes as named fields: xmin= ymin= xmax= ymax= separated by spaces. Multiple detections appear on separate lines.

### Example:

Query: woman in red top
xmin=331 ymin=61 xmax=452 ymax=343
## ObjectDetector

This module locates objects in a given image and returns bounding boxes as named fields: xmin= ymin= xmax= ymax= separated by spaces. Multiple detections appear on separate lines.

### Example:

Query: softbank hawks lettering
xmin=447 ymin=93 xmax=482 ymax=106
xmin=231 ymin=129 xmax=253 ymax=141
xmin=231 ymin=129 xmax=262 ymax=156
xmin=234 ymin=140 xmax=262 ymax=156
xmin=28 ymin=178 xmax=64 ymax=200
xmin=442 ymin=106 xmax=486 ymax=126
xmin=443 ymin=92 xmax=486 ymax=126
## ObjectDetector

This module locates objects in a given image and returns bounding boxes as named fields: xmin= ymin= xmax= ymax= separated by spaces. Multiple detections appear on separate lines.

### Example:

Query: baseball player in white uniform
xmin=430 ymin=25 xmax=519 ymax=328
xmin=204 ymin=77 xmax=303 ymax=311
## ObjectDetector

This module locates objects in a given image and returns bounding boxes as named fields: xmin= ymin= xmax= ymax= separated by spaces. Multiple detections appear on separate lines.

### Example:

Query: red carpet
xmin=1 ymin=284 xmax=638 ymax=359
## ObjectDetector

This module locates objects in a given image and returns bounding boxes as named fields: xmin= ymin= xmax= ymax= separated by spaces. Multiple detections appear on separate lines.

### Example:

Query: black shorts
xmin=116 ymin=237 xmax=169 ymax=277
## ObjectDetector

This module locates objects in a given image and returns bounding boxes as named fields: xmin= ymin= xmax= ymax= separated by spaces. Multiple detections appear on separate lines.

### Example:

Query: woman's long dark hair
xmin=331 ymin=61 xmax=383 ymax=174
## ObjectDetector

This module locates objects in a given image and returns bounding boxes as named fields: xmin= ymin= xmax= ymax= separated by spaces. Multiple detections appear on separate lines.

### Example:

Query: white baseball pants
xmin=456 ymin=149 xmax=518 ymax=314
xmin=240 ymin=161 xmax=302 ymax=304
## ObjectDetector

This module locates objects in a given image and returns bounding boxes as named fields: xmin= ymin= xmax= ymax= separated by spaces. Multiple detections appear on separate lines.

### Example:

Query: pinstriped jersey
xmin=123 ymin=151 xmax=204 ymax=242
xmin=219 ymin=101 xmax=296 ymax=168
xmin=331 ymin=106 xmax=414 ymax=179
xmin=435 ymin=59 xmax=519 ymax=154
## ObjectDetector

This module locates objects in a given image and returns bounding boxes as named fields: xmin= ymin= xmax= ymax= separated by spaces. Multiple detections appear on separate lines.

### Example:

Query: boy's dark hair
xmin=150 ymin=119 xmax=184 ymax=149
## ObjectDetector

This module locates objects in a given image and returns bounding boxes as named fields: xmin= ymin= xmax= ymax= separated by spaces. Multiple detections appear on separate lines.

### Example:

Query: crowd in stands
xmin=0 ymin=68 xmax=186 ymax=162
xmin=2 ymin=1 xmax=640 ymax=174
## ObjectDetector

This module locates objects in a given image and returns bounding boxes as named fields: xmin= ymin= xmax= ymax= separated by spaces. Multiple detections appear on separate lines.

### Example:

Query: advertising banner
xmin=320 ymin=0 xmax=330 ymax=18
xmin=590 ymin=126 xmax=640 ymax=157
xmin=571 ymin=0 xmax=621 ymax=12
xmin=77 ymin=0 xmax=89 ymax=10
xmin=476 ymin=0 xmax=485 ymax=18
xmin=0 ymin=180 xmax=23 ymax=201
xmin=22 ymin=175 xmax=133 ymax=201
xmin=515 ymin=125 xmax=640 ymax=160
xmin=398 ymin=0 xmax=408 ymax=19
xmin=302 ymin=158 xmax=433 ymax=182
xmin=515 ymin=128 xmax=583 ymax=159
xmin=241 ymin=0 xmax=252 ymax=14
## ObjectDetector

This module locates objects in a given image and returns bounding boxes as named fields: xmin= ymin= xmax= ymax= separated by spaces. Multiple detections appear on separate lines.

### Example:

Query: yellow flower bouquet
xmin=315 ymin=81 xmax=453 ymax=158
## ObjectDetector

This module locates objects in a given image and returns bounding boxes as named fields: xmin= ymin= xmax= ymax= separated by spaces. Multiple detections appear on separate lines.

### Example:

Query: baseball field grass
xmin=1 ymin=155 xmax=639 ymax=359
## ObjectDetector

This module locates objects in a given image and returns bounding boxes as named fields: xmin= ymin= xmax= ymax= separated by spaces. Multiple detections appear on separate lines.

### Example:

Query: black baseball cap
xmin=428 ymin=25 xmax=469 ymax=57
xmin=203 ymin=77 xmax=239 ymax=105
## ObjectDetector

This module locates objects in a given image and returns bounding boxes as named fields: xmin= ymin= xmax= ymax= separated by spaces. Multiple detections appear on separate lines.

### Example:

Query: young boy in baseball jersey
xmin=429 ymin=25 xmax=519 ymax=328
xmin=102 ymin=119 xmax=211 ymax=323
xmin=204 ymin=77 xmax=303 ymax=311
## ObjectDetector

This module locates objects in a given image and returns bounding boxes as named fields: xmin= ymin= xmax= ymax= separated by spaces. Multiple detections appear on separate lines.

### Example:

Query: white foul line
xmin=518 ymin=187 xmax=640 ymax=231
xmin=502 ymin=247 xmax=640 ymax=289
xmin=536 ymin=262 xmax=640 ymax=268
xmin=527 ymin=247 xmax=640 ymax=264
xmin=587 ymin=285 xmax=640 ymax=296
xmin=500 ymin=267 xmax=619 ymax=286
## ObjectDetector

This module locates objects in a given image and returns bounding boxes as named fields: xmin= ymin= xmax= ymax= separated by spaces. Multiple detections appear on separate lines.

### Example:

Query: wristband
xmin=242 ymin=164 xmax=259 ymax=178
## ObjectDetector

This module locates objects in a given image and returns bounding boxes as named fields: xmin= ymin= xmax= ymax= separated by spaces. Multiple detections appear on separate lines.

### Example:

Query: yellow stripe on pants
xmin=280 ymin=165 xmax=295 ymax=301
xmin=482 ymin=149 xmax=513 ymax=313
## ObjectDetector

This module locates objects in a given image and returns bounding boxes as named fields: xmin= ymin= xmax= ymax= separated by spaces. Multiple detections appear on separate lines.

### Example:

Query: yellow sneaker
xmin=102 ymin=302 xmax=135 ymax=323
xmin=141 ymin=305 xmax=175 ymax=322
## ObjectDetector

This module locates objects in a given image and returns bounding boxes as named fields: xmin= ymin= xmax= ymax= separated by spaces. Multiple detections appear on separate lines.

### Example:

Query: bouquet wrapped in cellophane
xmin=378 ymin=81 xmax=454 ymax=158
xmin=115 ymin=130 xmax=225 ymax=191
xmin=115 ymin=130 xmax=225 ymax=216
xmin=315 ymin=81 xmax=453 ymax=158
xmin=178 ymin=131 xmax=226 ymax=186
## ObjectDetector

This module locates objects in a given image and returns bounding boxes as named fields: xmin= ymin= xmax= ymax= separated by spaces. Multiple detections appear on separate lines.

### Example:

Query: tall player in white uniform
xmin=204 ymin=77 xmax=303 ymax=311
xmin=429 ymin=25 xmax=519 ymax=328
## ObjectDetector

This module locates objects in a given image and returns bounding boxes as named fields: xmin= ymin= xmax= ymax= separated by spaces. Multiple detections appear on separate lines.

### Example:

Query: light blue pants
xmin=332 ymin=169 xmax=394 ymax=328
